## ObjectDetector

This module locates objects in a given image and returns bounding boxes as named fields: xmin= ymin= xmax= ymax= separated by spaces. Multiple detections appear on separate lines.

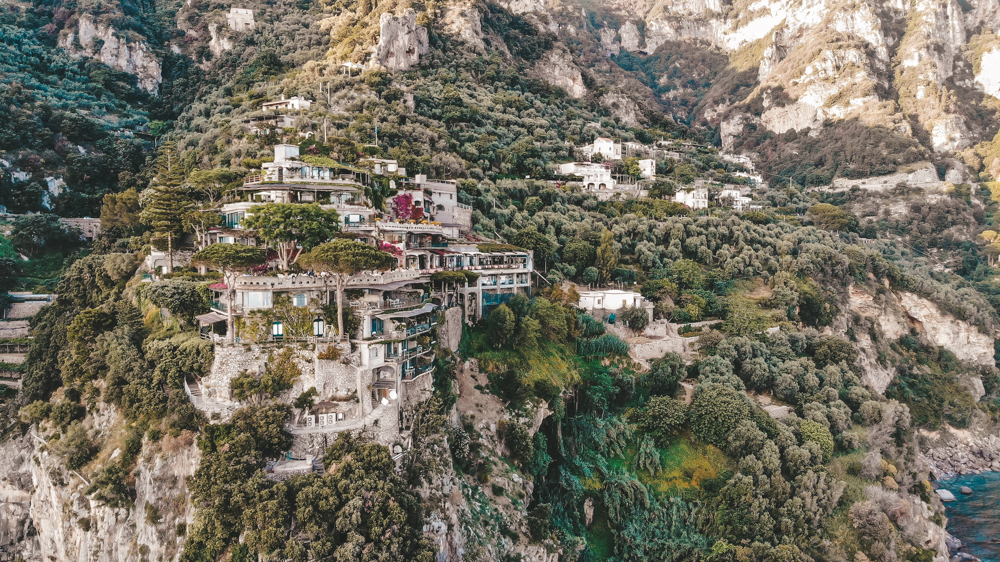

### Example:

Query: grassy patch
xmin=463 ymin=328 xmax=581 ymax=391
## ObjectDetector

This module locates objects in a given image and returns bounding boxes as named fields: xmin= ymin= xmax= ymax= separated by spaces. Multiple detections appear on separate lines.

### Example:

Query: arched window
xmin=294 ymin=293 xmax=307 ymax=307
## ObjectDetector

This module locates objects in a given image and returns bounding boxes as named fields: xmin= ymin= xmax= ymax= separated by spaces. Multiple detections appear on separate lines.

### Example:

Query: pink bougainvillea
xmin=391 ymin=193 xmax=414 ymax=220
xmin=378 ymin=241 xmax=403 ymax=258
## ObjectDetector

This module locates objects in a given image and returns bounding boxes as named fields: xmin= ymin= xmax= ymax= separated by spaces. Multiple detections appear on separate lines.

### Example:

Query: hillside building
xmin=262 ymin=96 xmax=312 ymax=112
xmin=675 ymin=188 xmax=709 ymax=209
xmin=227 ymin=8 xmax=255 ymax=31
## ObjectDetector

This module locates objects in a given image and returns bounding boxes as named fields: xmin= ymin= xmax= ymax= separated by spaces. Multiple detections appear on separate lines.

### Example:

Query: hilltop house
xmin=227 ymin=8 xmax=255 ymax=31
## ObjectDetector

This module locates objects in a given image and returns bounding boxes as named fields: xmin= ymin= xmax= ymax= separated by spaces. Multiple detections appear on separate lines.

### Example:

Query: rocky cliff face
xmin=60 ymin=15 xmax=162 ymax=93
xmin=0 ymin=409 xmax=200 ymax=561
xmin=534 ymin=46 xmax=588 ymax=98
xmin=843 ymin=285 xmax=996 ymax=394
xmin=373 ymin=9 xmax=429 ymax=71
xmin=518 ymin=0 xmax=1000 ymax=165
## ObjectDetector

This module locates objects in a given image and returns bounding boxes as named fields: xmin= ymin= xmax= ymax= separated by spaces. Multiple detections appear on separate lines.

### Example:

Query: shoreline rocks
xmin=921 ymin=433 xmax=1000 ymax=478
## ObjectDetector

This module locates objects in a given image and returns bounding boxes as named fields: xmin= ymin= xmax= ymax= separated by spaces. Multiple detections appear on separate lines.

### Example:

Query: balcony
xmin=210 ymin=299 xmax=242 ymax=314
xmin=406 ymin=322 xmax=436 ymax=337
xmin=402 ymin=364 xmax=434 ymax=379
xmin=386 ymin=346 xmax=432 ymax=362
xmin=349 ymin=298 xmax=424 ymax=312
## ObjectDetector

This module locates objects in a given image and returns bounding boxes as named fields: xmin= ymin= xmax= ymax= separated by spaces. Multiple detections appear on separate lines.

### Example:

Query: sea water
xmin=939 ymin=471 xmax=1000 ymax=562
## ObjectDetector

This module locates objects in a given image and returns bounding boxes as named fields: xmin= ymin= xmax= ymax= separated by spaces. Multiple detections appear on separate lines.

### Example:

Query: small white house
xmin=638 ymin=158 xmax=655 ymax=179
xmin=578 ymin=289 xmax=643 ymax=311
xmin=273 ymin=144 xmax=300 ymax=163
xmin=719 ymin=189 xmax=753 ymax=212
xmin=592 ymin=137 xmax=622 ymax=160
xmin=228 ymin=8 xmax=256 ymax=31
xmin=675 ymin=188 xmax=708 ymax=209
xmin=558 ymin=162 xmax=616 ymax=189
xmin=262 ymin=96 xmax=313 ymax=112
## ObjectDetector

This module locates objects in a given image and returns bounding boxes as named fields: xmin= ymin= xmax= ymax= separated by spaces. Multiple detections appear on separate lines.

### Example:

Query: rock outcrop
xmin=60 ymin=15 xmax=162 ymax=93
xmin=373 ymin=9 xmax=429 ymax=71
xmin=0 ymin=415 xmax=201 ymax=561
xmin=921 ymin=427 xmax=1000 ymax=478
xmin=535 ymin=46 xmax=587 ymax=98
xmin=569 ymin=0 xmax=1000 ymax=161
xmin=443 ymin=2 xmax=485 ymax=51
xmin=844 ymin=285 xmax=996 ymax=394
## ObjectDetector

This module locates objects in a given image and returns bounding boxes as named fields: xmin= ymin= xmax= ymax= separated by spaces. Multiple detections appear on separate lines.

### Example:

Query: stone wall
xmin=438 ymin=307 xmax=464 ymax=352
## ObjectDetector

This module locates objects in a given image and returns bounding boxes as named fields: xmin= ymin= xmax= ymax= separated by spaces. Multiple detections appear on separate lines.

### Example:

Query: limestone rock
xmin=961 ymin=486 xmax=973 ymax=495
xmin=494 ymin=0 xmax=547 ymax=14
xmin=599 ymin=28 xmax=620 ymax=57
xmin=208 ymin=23 xmax=233 ymax=59
xmin=373 ymin=9 xmax=429 ymax=71
xmin=976 ymin=47 xmax=1000 ymax=99
xmin=535 ymin=45 xmax=587 ymax=99
xmin=619 ymin=21 xmax=643 ymax=52
xmin=60 ymin=15 xmax=162 ymax=93
xmin=443 ymin=2 xmax=484 ymax=51
xmin=600 ymin=91 xmax=643 ymax=127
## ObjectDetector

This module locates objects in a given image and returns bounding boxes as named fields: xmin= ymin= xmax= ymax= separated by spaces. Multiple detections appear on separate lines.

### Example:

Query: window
xmin=370 ymin=347 xmax=379 ymax=359
xmin=293 ymin=293 xmax=307 ymax=307
xmin=219 ymin=236 xmax=235 ymax=244
xmin=246 ymin=291 xmax=272 ymax=308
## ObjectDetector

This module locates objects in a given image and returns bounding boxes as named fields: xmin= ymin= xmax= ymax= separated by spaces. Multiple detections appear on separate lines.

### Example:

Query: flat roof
xmin=236 ymin=183 xmax=361 ymax=191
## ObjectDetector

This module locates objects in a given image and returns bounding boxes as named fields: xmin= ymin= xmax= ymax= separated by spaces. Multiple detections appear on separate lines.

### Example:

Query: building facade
xmin=675 ymin=188 xmax=709 ymax=209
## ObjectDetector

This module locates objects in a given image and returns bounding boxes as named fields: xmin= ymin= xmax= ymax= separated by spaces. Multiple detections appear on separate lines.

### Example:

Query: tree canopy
xmin=243 ymin=203 xmax=341 ymax=270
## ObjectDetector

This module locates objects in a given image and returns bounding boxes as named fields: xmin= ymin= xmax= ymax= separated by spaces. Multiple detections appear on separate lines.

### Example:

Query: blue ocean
xmin=940 ymin=472 xmax=1000 ymax=562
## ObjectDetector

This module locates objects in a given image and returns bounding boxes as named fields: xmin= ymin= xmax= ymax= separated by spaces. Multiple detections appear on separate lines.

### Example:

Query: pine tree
xmin=141 ymin=143 xmax=193 ymax=272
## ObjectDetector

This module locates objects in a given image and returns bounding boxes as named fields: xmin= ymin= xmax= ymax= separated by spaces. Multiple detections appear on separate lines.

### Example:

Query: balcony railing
xmin=406 ymin=322 xmax=436 ymax=336
xmin=349 ymin=298 xmax=423 ymax=312
xmin=210 ymin=300 xmax=242 ymax=314
xmin=402 ymin=364 xmax=434 ymax=379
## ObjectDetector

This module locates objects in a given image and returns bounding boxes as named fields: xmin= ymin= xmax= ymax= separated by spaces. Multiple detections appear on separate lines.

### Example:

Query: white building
xmin=361 ymin=157 xmax=402 ymax=176
xmin=675 ymin=188 xmax=708 ymax=209
xmin=262 ymin=96 xmax=312 ymax=112
xmin=227 ymin=8 xmax=255 ymax=31
xmin=719 ymin=189 xmax=754 ymax=212
xmin=638 ymin=158 xmax=655 ymax=179
xmin=592 ymin=137 xmax=621 ymax=160
xmin=578 ymin=289 xmax=643 ymax=311
xmin=557 ymin=162 xmax=615 ymax=189
xmin=390 ymin=175 xmax=471 ymax=229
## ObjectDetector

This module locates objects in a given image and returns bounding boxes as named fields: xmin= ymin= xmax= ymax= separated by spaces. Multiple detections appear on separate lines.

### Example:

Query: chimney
xmin=281 ymin=95 xmax=285 ymax=101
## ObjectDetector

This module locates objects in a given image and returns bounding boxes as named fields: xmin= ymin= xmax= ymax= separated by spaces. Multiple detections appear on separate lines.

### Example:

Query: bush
xmin=58 ymin=422 xmax=98 ymax=470
xmin=578 ymin=334 xmax=628 ymax=356
xmin=487 ymin=304 xmax=516 ymax=349
xmin=499 ymin=420 xmax=534 ymax=466
xmin=632 ymin=396 xmax=688 ymax=446
xmin=619 ymin=305 xmax=649 ymax=332
xmin=800 ymin=420 xmax=835 ymax=461
xmin=689 ymin=384 xmax=753 ymax=446
xmin=645 ymin=353 xmax=685 ymax=396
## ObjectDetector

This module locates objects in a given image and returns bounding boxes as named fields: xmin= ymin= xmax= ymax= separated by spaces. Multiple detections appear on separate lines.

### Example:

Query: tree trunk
xmin=167 ymin=231 xmax=174 ymax=274
xmin=226 ymin=275 xmax=235 ymax=344
xmin=336 ymin=275 xmax=345 ymax=341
